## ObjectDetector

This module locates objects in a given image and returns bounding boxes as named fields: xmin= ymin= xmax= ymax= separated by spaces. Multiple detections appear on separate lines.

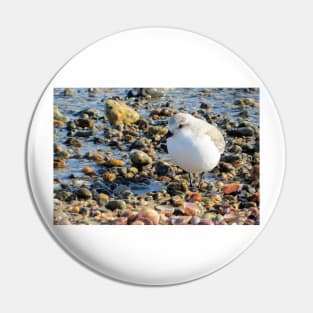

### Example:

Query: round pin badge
xmin=26 ymin=27 xmax=285 ymax=285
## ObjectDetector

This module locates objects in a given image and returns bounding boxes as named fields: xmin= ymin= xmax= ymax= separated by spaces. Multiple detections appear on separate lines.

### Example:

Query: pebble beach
xmin=53 ymin=88 xmax=260 ymax=225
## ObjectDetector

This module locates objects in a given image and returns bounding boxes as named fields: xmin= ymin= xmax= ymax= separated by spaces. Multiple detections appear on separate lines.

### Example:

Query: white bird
xmin=167 ymin=113 xmax=225 ymax=188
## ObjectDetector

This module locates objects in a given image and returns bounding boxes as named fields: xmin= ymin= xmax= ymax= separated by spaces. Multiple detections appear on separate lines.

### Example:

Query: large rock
xmin=105 ymin=99 xmax=139 ymax=126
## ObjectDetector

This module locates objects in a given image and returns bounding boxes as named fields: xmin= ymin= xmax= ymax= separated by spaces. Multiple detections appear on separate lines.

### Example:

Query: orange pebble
xmin=103 ymin=172 xmax=117 ymax=182
xmin=72 ymin=206 xmax=80 ymax=213
xmin=222 ymin=183 xmax=242 ymax=194
xmin=190 ymin=193 xmax=202 ymax=202
xmin=54 ymin=119 xmax=65 ymax=127
xmin=83 ymin=166 xmax=96 ymax=175
xmin=107 ymin=158 xmax=125 ymax=167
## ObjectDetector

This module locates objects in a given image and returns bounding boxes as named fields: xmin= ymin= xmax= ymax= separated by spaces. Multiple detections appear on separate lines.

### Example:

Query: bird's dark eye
xmin=178 ymin=124 xmax=183 ymax=129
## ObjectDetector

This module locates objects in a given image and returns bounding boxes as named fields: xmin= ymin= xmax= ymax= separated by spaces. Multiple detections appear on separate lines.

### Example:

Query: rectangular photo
xmin=54 ymin=88 xmax=259 ymax=225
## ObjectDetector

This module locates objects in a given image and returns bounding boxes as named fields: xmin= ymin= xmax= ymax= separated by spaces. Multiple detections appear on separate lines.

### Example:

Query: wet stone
xmin=64 ymin=138 xmax=83 ymax=147
xmin=130 ymin=149 xmax=152 ymax=167
xmin=155 ymin=160 xmax=175 ymax=177
xmin=227 ymin=127 xmax=254 ymax=137
xmin=76 ymin=188 xmax=93 ymax=200
xmin=107 ymin=200 xmax=127 ymax=211
xmin=167 ymin=181 xmax=189 ymax=196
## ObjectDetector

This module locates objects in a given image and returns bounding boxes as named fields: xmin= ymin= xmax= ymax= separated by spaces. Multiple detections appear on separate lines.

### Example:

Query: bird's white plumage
xmin=167 ymin=113 xmax=224 ymax=173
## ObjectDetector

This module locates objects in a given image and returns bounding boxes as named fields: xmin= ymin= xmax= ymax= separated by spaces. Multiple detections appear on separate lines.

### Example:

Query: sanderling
xmin=167 ymin=113 xmax=225 ymax=188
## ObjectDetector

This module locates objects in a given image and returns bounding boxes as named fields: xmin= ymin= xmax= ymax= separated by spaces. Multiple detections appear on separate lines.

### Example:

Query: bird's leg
xmin=188 ymin=172 xmax=193 ymax=188
xmin=198 ymin=172 xmax=205 ymax=189
xmin=189 ymin=173 xmax=198 ymax=192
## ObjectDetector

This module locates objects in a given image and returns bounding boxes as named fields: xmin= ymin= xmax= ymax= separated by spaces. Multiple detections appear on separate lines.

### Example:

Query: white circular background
xmin=27 ymin=28 xmax=285 ymax=285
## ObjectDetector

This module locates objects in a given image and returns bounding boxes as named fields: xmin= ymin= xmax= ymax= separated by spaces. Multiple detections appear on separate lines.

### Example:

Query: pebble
xmin=131 ymin=220 xmax=145 ymax=225
xmin=87 ymin=151 xmax=104 ymax=164
xmin=200 ymin=101 xmax=211 ymax=109
xmin=54 ymin=158 xmax=66 ymax=169
xmin=183 ymin=202 xmax=200 ymax=216
xmin=103 ymin=172 xmax=117 ymax=182
xmin=244 ymin=88 xmax=258 ymax=93
xmin=71 ymin=206 xmax=80 ymax=213
xmin=223 ymin=183 xmax=242 ymax=195
xmin=155 ymin=205 xmax=175 ymax=217
xmin=82 ymin=166 xmax=96 ymax=176
xmin=107 ymin=200 xmax=126 ymax=211
xmin=75 ymin=118 xmax=94 ymax=129
xmin=106 ymin=158 xmax=125 ymax=167
xmin=227 ymin=127 xmax=254 ymax=137
xmin=234 ymin=98 xmax=258 ymax=107
xmin=98 ymin=193 xmax=109 ymax=206
xmin=58 ymin=217 xmax=72 ymax=225
xmin=57 ymin=150 xmax=71 ymax=159
xmin=190 ymin=216 xmax=201 ymax=225
xmin=171 ymin=195 xmax=184 ymax=206
xmin=137 ymin=209 xmax=160 ymax=225
xmin=77 ymin=108 xmax=99 ymax=118
xmin=190 ymin=193 xmax=202 ymax=202
xmin=219 ymin=162 xmax=235 ymax=173
xmin=63 ymin=88 xmax=74 ymax=96
xmin=203 ymin=212 xmax=217 ymax=220
xmin=54 ymin=119 xmax=65 ymax=127
xmin=76 ymin=188 xmax=93 ymax=200
xmin=110 ymin=217 xmax=128 ymax=225
xmin=64 ymin=138 xmax=83 ymax=147
xmin=137 ymin=118 xmax=150 ymax=129
xmin=206 ymin=182 xmax=217 ymax=193
xmin=130 ymin=149 xmax=152 ymax=167
xmin=54 ymin=109 xmax=69 ymax=123
xmin=167 ymin=181 xmax=189 ymax=196
xmin=155 ymin=160 xmax=175 ymax=177
xmin=170 ymin=216 xmax=192 ymax=225
xmin=55 ymin=190 xmax=72 ymax=201
xmin=148 ymin=126 xmax=168 ymax=136
xmin=199 ymin=219 xmax=214 ymax=225
xmin=54 ymin=144 xmax=63 ymax=153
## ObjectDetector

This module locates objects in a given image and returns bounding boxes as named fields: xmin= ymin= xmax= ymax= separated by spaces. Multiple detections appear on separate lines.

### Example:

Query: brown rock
xmin=83 ymin=166 xmax=96 ymax=176
xmin=106 ymin=99 xmax=139 ymax=126
xmin=54 ymin=119 xmax=65 ymax=127
xmin=54 ymin=158 xmax=66 ymax=169
xmin=75 ymin=118 xmax=94 ymax=129
xmin=103 ymin=172 xmax=117 ymax=182
xmin=63 ymin=88 xmax=74 ymax=96
xmin=190 ymin=193 xmax=202 ymax=202
xmin=76 ymin=188 xmax=92 ymax=200
xmin=106 ymin=158 xmax=126 ymax=167
xmin=222 ymin=183 xmax=242 ymax=194
xmin=64 ymin=138 xmax=83 ymax=147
